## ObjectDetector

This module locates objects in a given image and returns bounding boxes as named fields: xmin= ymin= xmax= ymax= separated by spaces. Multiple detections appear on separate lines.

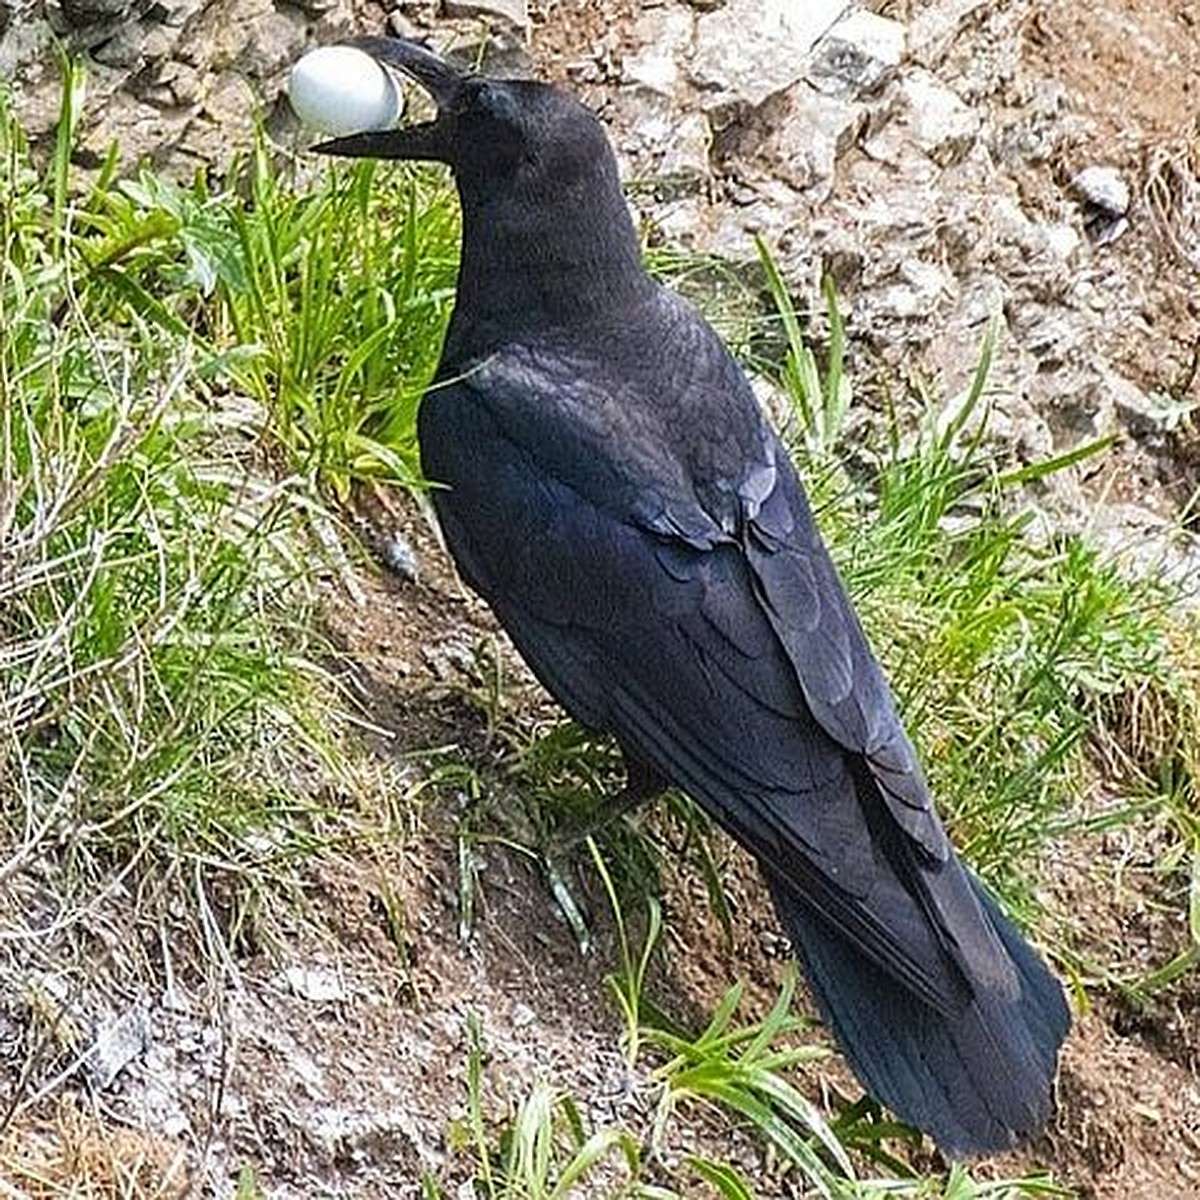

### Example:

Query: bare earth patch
xmin=1021 ymin=0 xmax=1200 ymax=435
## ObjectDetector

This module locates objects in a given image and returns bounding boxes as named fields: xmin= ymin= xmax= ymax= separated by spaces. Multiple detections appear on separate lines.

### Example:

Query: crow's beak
xmin=312 ymin=37 xmax=465 ymax=163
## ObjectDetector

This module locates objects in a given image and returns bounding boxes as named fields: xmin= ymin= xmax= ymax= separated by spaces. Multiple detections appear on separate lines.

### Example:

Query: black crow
xmin=316 ymin=37 xmax=1070 ymax=1157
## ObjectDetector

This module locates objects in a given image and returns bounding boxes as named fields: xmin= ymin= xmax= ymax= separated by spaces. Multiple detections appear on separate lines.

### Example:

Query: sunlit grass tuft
xmin=2 ymin=97 xmax=345 ymax=953
xmin=1 ymin=58 xmax=465 ymax=969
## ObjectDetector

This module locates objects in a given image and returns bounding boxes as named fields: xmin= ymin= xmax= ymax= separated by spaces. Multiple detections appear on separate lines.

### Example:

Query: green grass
xmin=67 ymin=141 xmax=459 ymax=496
xmin=418 ymin=856 xmax=1067 ymax=1198
xmin=0 ymin=65 xmax=461 ymax=953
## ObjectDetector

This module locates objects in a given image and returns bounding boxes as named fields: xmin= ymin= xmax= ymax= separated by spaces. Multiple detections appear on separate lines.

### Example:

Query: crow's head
xmin=312 ymin=38 xmax=611 ymax=195
xmin=314 ymin=37 xmax=649 ymax=345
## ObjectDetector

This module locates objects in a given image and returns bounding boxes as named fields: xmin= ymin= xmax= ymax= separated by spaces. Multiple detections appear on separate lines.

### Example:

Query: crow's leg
xmin=552 ymin=749 xmax=668 ymax=846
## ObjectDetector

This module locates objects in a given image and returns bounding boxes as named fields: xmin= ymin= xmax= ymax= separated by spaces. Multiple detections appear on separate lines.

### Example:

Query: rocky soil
xmin=2 ymin=1 xmax=1199 ymax=1196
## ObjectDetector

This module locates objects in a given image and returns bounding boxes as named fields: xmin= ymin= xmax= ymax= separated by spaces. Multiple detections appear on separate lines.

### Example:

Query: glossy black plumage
xmin=316 ymin=37 xmax=1070 ymax=1156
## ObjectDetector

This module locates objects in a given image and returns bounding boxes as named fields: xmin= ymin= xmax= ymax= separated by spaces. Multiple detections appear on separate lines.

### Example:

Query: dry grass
xmin=0 ymin=1102 xmax=188 ymax=1199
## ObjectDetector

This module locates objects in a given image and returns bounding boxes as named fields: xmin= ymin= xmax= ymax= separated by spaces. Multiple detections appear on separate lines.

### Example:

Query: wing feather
xmin=419 ymin=348 xmax=1016 ymax=1007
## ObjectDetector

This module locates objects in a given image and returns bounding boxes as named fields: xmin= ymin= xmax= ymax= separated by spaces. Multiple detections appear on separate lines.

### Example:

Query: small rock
xmin=622 ymin=6 xmax=695 ymax=97
xmin=900 ymin=70 xmax=979 ymax=166
xmin=238 ymin=8 xmax=306 ymax=77
xmin=874 ymin=258 xmax=953 ymax=320
xmin=383 ymin=532 xmax=420 ymax=581
xmin=281 ymin=965 xmax=347 ymax=1004
xmin=1010 ymin=306 xmax=1084 ymax=370
xmin=387 ymin=10 xmax=426 ymax=40
xmin=612 ymin=89 xmax=710 ymax=190
xmin=58 ymin=0 xmax=134 ymax=26
xmin=807 ymin=10 xmax=905 ymax=99
xmin=87 ymin=1002 xmax=150 ymax=1089
xmin=8 ymin=72 xmax=63 ymax=137
xmin=771 ymin=86 xmax=862 ymax=198
xmin=158 ymin=0 xmax=206 ymax=26
xmin=1071 ymin=166 xmax=1131 ymax=244
xmin=169 ymin=63 xmax=203 ymax=107
xmin=908 ymin=0 xmax=990 ymax=65
xmin=1105 ymin=369 xmax=1197 ymax=436
xmin=240 ymin=831 xmax=278 ymax=857
xmin=1042 ymin=367 xmax=1119 ymax=444
xmin=91 ymin=22 xmax=146 ymax=68
xmin=1041 ymin=222 xmax=1082 ymax=262
xmin=422 ymin=635 xmax=477 ymax=680
xmin=1071 ymin=167 xmax=1129 ymax=215
xmin=690 ymin=0 xmax=846 ymax=108
xmin=0 ymin=11 xmax=52 ymax=77
xmin=78 ymin=100 xmax=192 ymax=171
xmin=706 ymin=183 xmax=804 ymax=259
xmin=721 ymin=82 xmax=861 ymax=201
xmin=139 ymin=24 xmax=175 ymax=61
xmin=442 ymin=0 xmax=529 ymax=29
xmin=658 ymin=110 xmax=711 ymax=181
xmin=198 ymin=73 xmax=258 ymax=141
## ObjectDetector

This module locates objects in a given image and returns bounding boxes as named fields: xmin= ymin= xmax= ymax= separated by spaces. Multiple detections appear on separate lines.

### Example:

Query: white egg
xmin=288 ymin=46 xmax=405 ymax=136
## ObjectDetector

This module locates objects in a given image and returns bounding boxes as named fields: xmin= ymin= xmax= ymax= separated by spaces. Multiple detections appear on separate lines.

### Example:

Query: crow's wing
xmin=419 ymin=307 xmax=1015 ymax=1011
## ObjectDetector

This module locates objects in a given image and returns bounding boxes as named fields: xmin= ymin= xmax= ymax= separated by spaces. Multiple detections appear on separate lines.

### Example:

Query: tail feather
xmin=765 ymin=865 xmax=1070 ymax=1157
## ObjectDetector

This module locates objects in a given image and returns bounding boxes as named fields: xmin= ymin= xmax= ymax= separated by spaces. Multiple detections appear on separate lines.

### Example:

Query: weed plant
xmin=2 ymin=96 xmax=295 ymax=960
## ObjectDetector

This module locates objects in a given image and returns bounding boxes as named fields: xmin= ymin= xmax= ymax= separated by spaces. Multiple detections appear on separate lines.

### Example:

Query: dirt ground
xmin=4 ymin=0 xmax=1200 ymax=1197
xmin=1020 ymin=0 xmax=1200 ymax=503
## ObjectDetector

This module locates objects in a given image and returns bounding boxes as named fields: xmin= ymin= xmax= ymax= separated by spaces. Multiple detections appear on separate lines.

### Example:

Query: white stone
xmin=899 ymin=70 xmax=979 ymax=165
xmin=623 ymin=7 xmax=695 ymax=96
xmin=660 ymin=111 xmax=711 ymax=178
xmin=281 ymin=964 xmax=348 ymax=1003
xmin=616 ymin=89 xmax=711 ymax=184
xmin=690 ymin=0 xmax=848 ymax=108
xmin=826 ymin=9 xmax=906 ymax=66
xmin=88 ymin=1003 xmax=150 ymax=1089
xmin=770 ymin=85 xmax=862 ymax=199
xmin=874 ymin=259 xmax=952 ymax=320
xmin=909 ymin=0 xmax=990 ymax=63
xmin=1071 ymin=166 xmax=1130 ymax=216
xmin=808 ymin=10 xmax=906 ymax=97
xmin=1043 ymin=222 xmax=1083 ymax=261
xmin=511 ymin=1002 xmax=536 ymax=1028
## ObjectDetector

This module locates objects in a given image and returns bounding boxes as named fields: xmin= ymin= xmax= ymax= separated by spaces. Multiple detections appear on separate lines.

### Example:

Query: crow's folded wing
xmin=419 ymin=335 xmax=1015 ymax=1010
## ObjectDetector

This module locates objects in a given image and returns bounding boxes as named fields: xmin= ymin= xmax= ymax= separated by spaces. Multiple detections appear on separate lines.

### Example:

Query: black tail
xmin=765 ymin=865 xmax=1070 ymax=1157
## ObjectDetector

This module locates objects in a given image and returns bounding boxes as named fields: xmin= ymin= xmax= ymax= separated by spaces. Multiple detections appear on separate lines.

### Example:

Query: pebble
xmin=1071 ymin=165 xmax=1131 ymax=217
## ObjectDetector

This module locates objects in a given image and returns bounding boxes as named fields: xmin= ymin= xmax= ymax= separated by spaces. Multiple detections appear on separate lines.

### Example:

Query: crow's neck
xmin=443 ymin=173 xmax=655 ymax=364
